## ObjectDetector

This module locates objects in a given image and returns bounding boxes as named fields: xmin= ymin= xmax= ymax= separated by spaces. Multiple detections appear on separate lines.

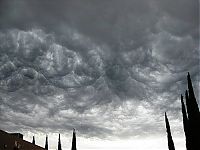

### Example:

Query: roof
xmin=0 ymin=130 xmax=45 ymax=150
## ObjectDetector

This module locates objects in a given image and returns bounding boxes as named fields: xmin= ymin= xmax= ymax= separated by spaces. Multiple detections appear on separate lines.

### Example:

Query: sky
xmin=0 ymin=0 xmax=199 ymax=150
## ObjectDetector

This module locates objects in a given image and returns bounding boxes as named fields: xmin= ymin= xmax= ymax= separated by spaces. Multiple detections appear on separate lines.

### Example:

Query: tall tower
xmin=71 ymin=128 xmax=77 ymax=150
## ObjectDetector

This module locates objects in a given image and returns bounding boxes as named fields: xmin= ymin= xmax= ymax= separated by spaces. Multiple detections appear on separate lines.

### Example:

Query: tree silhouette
xmin=71 ymin=128 xmax=77 ymax=150
xmin=58 ymin=134 xmax=62 ymax=150
xmin=32 ymin=136 xmax=35 ymax=145
xmin=165 ymin=73 xmax=200 ymax=150
xmin=165 ymin=112 xmax=175 ymax=150
xmin=45 ymin=135 xmax=48 ymax=150
xmin=181 ymin=73 xmax=200 ymax=150
xmin=181 ymin=94 xmax=190 ymax=150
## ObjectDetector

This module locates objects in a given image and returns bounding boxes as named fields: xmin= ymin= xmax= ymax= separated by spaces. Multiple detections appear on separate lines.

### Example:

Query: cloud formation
xmin=0 ymin=0 xmax=199 ymax=142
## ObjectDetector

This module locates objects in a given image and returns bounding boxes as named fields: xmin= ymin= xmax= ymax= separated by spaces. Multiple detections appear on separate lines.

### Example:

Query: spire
xmin=165 ymin=113 xmax=175 ymax=150
xmin=58 ymin=134 xmax=62 ymax=150
xmin=71 ymin=128 xmax=77 ymax=150
xmin=32 ymin=136 xmax=35 ymax=145
xmin=45 ymin=135 xmax=48 ymax=150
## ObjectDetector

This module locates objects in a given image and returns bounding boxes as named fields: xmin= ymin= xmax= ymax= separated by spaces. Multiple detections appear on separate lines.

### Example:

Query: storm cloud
xmin=0 ymin=0 xmax=199 ymax=146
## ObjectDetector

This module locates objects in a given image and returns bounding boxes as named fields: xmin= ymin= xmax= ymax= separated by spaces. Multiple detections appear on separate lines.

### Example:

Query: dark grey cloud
xmin=0 ymin=0 xmax=199 ymax=141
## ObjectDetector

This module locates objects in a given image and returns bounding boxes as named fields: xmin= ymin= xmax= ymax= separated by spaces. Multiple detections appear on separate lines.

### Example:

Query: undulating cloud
xmin=0 ymin=0 xmax=198 ymax=150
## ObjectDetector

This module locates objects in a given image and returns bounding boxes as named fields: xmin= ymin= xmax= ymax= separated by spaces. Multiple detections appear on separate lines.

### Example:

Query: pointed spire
xmin=165 ymin=113 xmax=175 ymax=150
xmin=45 ymin=135 xmax=48 ymax=150
xmin=71 ymin=128 xmax=77 ymax=150
xmin=32 ymin=136 xmax=35 ymax=145
xmin=58 ymin=134 xmax=62 ymax=150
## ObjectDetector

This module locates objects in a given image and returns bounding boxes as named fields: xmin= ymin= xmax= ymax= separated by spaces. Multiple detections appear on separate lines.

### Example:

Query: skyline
xmin=0 ymin=0 xmax=199 ymax=150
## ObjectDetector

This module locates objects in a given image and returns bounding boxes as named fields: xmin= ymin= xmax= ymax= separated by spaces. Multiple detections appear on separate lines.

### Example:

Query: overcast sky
xmin=0 ymin=0 xmax=199 ymax=150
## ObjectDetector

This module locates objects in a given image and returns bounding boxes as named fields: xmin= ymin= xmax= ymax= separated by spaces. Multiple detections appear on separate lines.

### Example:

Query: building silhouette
xmin=0 ymin=129 xmax=78 ymax=150
xmin=0 ymin=130 xmax=45 ymax=150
